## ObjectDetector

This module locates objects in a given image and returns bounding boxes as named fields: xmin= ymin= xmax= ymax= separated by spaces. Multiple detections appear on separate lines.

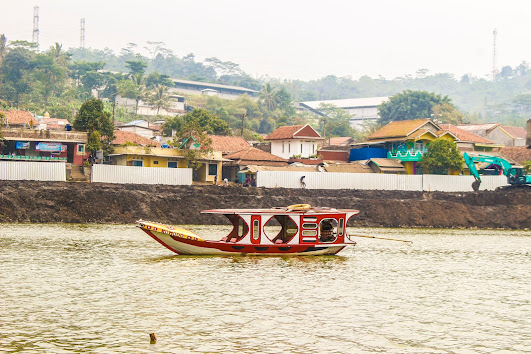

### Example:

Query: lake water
xmin=1 ymin=224 xmax=530 ymax=353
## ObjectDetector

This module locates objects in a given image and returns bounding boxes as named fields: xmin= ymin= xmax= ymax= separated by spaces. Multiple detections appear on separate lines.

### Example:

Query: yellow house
xmin=352 ymin=118 xmax=459 ymax=174
xmin=109 ymin=131 xmax=223 ymax=183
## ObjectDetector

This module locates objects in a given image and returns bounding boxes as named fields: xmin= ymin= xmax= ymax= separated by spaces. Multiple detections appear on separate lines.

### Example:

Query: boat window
xmin=223 ymin=214 xmax=249 ymax=242
xmin=263 ymin=215 xmax=298 ymax=244
xmin=303 ymin=217 xmax=317 ymax=222
xmin=319 ymin=218 xmax=338 ymax=243
xmin=338 ymin=218 xmax=344 ymax=236
xmin=302 ymin=230 xmax=317 ymax=236
xmin=302 ymin=223 xmax=317 ymax=229
xmin=252 ymin=220 xmax=259 ymax=240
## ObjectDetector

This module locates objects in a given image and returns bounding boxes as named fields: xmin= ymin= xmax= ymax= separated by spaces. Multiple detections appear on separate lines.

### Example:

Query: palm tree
xmin=146 ymin=84 xmax=175 ymax=115
xmin=259 ymin=83 xmax=278 ymax=111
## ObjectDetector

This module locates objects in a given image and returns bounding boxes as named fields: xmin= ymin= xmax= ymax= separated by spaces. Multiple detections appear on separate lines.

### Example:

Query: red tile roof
xmin=209 ymin=135 xmax=250 ymax=154
xmin=112 ymin=130 xmax=161 ymax=147
xmin=501 ymin=125 xmax=527 ymax=139
xmin=265 ymin=124 xmax=323 ymax=140
xmin=224 ymin=147 xmax=288 ymax=163
xmin=439 ymin=124 xmax=494 ymax=144
xmin=0 ymin=110 xmax=39 ymax=126
xmin=499 ymin=147 xmax=531 ymax=164
xmin=327 ymin=137 xmax=353 ymax=146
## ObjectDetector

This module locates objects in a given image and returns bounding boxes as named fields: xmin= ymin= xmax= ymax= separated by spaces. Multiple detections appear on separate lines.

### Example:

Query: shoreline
xmin=1 ymin=181 xmax=530 ymax=230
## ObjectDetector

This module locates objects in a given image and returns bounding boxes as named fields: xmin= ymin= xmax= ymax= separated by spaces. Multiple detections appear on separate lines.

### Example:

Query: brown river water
xmin=1 ymin=224 xmax=530 ymax=353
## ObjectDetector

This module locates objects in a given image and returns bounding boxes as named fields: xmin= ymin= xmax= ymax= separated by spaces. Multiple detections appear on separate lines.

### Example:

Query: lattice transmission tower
xmin=80 ymin=18 xmax=86 ymax=48
xmin=492 ymin=29 xmax=497 ymax=82
xmin=32 ymin=5 xmax=39 ymax=49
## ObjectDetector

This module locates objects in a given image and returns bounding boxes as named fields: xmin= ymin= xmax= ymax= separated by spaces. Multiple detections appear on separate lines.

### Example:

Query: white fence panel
xmin=91 ymin=165 xmax=193 ymax=185
xmin=396 ymin=174 xmax=423 ymax=191
xmin=257 ymin=171 xmax=509 ymax=192
xmin=0 ymin=161 xmax=66 ymax=181
xmin=422 ymin=174 xmax=508 ymax=192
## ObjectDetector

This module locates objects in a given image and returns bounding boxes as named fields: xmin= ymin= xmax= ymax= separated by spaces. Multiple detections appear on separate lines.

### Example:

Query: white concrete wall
xmin=270 ymin=140 xmax=319 ymax=159
xmin=91 ymin=164 xmax=192 ymax=185
xmin=0 ymin=161 xmax=66 ymax=181
xmin=256 ymin=171 xmax=508 ymax=192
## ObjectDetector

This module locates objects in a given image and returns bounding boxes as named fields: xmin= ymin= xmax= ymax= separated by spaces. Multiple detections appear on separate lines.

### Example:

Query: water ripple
xmin=1 ymin=224 xmax=530 ymax=352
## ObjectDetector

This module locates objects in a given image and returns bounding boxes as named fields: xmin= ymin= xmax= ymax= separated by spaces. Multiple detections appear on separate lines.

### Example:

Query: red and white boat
xmin=137 ymin=204 xmax=360 ymax=255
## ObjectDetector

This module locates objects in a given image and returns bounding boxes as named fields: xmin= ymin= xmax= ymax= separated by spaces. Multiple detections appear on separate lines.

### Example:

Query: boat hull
xmin=142 ymin=229 xmax=347 ymax=256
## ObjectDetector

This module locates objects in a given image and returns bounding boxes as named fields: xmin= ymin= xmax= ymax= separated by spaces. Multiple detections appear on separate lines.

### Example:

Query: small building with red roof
xmin=108 ymin=130 xmax=223 ymax=183
xmin=223 ymin=146 xmax=289 ymax=182
xmin=0 ymin=110 xmax=39 ymax=128
xmin=457 ymin=123 xmax=527 ymax=147
xmin=265 ymin=124 xmax=324 ymax=159
xmin=1 ymin=110 xmax=88 ymax=165
xmin=209 ymin=135 xmax=250 ymax=156
xmin=438 ymin=124 xmax=503 ymax=152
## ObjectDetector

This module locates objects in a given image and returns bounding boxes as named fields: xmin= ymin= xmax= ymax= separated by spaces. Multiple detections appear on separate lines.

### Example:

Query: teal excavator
xmin=463 ymin=152 xmax=531 ymax=191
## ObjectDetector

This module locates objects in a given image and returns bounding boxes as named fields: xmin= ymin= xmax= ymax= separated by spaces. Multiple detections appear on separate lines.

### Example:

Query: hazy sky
xmin=3 ymin=0 xmax=531 ymax=81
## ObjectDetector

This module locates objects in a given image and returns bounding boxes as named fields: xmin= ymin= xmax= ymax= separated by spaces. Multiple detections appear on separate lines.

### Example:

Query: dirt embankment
xmin=0 ymin=181 xmax=530 ymax=229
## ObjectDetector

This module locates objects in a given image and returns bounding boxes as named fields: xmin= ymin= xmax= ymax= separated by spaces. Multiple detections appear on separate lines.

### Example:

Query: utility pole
xmin=492 ymin=29 xmax=497 ymax=82
xmin=240 ymin=113 xmax=246 ymax=137
xmin=32 ymin=6 xmax=39 ymax=50
xmin=80 ymin=18 xmax=86 ymax=48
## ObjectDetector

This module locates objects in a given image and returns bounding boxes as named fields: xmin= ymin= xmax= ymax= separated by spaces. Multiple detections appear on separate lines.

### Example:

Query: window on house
xmin=153 ymin=161 xmax=159 ymax=165
xmin=208 ymin=163 xmax=218 ymax=176
xmin=77 ymin=144 xmax=85 ymax=154
xmin=168 ymin=161 xmax=178 ymax=168
xmin=282 ymin=143 xmax=285 ymax=153
xmin=288 ymin=144 xmax=291 ymax=153
xmin=312 ymin=144 xmax=315 ymax=154
xmin=301 ymin=144 xmax=303 ymax=154
xmin=133 ymin=160 xmax=143 ymax=167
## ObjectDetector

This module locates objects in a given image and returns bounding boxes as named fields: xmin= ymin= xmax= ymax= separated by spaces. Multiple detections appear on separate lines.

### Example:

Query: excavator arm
xmin=463 ymin=152 xmax=530 ymax=190
xmin=463 ymin=153 xmax=482 ymax=191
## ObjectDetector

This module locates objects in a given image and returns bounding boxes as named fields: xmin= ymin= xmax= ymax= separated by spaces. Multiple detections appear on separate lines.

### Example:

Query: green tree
xmin=431 ymin=102 xmax=465 ymax=124
xmin=1 ymin=44 xmax=36 ymax=107
xmin=145 ymin=84 xmax=174 ymax=114
xmin=163 ymin=108 xmax=229 ymax=136
xmin=523 ymin=161 xmax=531 ymax=174
xmin=259 ymin=83 xmax=277 ymax=111
xmin=73 ymin=98 xmax=115 ymax=155
xmin=317 ymin=103 xmax=359 ymax=139
xmin=0 ymin=34 xmax=7 ymax=97
xmin=420 ymin=139 xmax=463 ymax=175
xmin=169 ymin=118 xmax=213 ymax=170
xmin=0 ymin=112 xmax=5 ymax=148
xmin=378 ymin=90 xmax=452 ymax=125
xmin=513 ymin=94 xmax=531 ymax=117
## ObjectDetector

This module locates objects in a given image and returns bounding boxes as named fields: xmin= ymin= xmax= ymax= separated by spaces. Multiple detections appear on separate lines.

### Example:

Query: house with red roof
xmin=265 ymin=124 xmax=324 ymax=159
xmin=0 ymin=110 xmax=39 ymax=128
xmin=108 ymin=130 xmax=223 ymax=183
xmin=1 ymin=110 xmax=88 ymax=165
xmin=209 ymin=135 xmax=250 ymax=156
xmin=438 ymin=124 xmax=503 ymax=152
xmin=457 ymin=123 xmax=527 ymax=147
xmin=351 ymin=118 xmax=459 ymax=174
xmin=223 ymin=146 xmax=289 ymax=182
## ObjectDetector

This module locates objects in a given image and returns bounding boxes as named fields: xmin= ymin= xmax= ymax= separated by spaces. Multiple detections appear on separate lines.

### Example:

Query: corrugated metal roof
xmin=301 ymin=96 xmax=388 ymax=110
xmin=171 ymin=78 xmax=258 ymax=93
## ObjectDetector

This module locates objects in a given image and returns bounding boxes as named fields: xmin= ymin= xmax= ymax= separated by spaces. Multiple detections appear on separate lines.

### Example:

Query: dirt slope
xmin=0 ymin=181 xmax=529 ymax=229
